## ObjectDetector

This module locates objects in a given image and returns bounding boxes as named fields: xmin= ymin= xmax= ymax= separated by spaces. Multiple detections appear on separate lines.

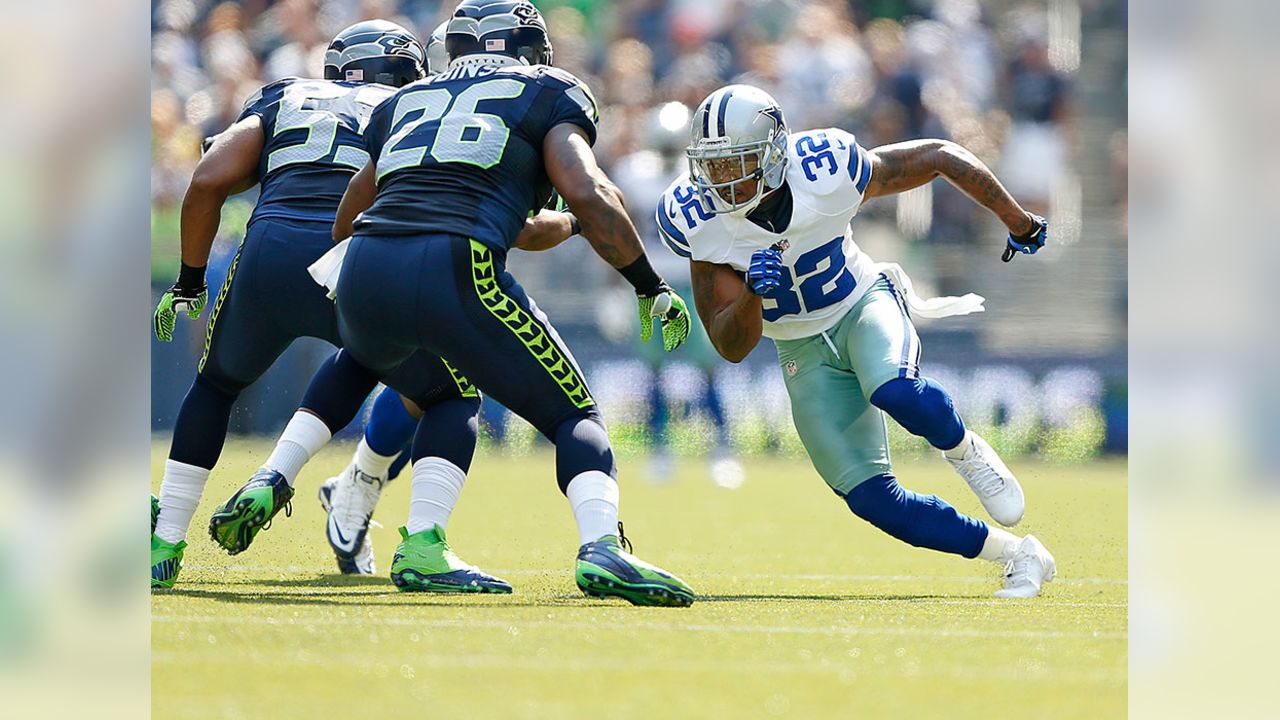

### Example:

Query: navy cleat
xmin=208 ymin=469 xmax=293 ymax=555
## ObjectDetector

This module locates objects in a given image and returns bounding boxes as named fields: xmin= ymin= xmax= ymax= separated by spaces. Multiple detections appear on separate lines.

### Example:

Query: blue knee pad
xmin=364 ymin=387 xmax=417 ymax=456
xmin=869 ymin=377 xmax=965 ymax=450
xmin=844 ymin=474 xmax=987 ymax=559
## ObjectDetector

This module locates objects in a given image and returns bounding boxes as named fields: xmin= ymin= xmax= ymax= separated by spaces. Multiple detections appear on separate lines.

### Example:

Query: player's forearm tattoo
xmin=868 ymin=140 xmax=1030 ymax=233
xmin=936 ymin=144 xmax=1029 ymax=231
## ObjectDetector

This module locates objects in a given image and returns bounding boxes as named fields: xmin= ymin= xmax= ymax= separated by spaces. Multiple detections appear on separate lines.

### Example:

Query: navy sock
xmin=299 ymin=350 xmax=382 ymax=435
xmin=168 ymin=374 xmax=239 ymax=469
xmin=553 ymin=413 xmax=617 ymax=493
xmin=410 ymin=397 xmax=481 ymax=472
xmin=869 ymin=376 xmax=966 ymax=450
xmin=844 ymin=474 xmax=988 ymax=558
xmin=365 ymin=387 xmax=416 ymax=455
xmin=387 ymin=436 xmax=413 ymax=480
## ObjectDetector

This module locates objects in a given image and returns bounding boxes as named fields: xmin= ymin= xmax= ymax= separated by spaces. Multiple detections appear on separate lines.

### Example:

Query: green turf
xmin=152 ymin=439 xmax=1126 ymax=719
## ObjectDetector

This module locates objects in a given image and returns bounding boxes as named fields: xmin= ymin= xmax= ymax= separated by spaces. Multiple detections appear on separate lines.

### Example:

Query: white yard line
xmin=152 ymin=614 xmax=1126 ymax=640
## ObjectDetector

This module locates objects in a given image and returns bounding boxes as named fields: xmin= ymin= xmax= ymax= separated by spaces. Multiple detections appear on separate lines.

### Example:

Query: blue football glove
xmin=1002 ymin=213 xmax=1049 ymax=262
xmin=747 ymin=247 xmax=784 ymax=297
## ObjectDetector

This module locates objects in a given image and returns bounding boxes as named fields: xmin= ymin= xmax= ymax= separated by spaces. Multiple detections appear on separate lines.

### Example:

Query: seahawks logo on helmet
xmin=446 ymin=0 xmax=554 ymax=67
xmin=324 ymin=20 xmax=426 ymax=88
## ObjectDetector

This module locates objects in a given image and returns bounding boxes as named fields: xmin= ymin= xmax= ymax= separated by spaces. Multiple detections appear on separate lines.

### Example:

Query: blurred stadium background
xmin=150 ymin=0 xmax=1127 ymax=467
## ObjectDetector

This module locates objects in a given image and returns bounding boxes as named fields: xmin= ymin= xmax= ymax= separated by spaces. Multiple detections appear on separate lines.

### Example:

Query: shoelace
xmin=1003 ymin=553 xmax=1034 ymax=587
xmin=616 ymin=521 xmax=633 ymax=554
xmin=337 ymin=470 xmax=383 ymax=534
xmin=955 ymin=456 xmax=1006 ymax=497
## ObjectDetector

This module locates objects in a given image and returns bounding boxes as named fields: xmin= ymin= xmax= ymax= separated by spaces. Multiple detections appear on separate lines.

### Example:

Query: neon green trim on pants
xmin=468 ymin=239 xmax=592 ymax=409
xmin=198 ymin=244 xmax=244 ymax=374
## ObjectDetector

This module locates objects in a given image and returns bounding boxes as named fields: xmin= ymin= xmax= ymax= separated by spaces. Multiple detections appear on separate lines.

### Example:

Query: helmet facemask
xmin=686 ymin=86 xmax=789 ymax=216
xmin=687 ymin=128 xmax=787 ymax=216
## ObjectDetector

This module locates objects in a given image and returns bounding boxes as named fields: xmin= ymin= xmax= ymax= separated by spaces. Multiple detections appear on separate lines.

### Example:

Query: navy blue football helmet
xmin=324 ymin=20 xmax=426 ymax=88
xmin=445 ymin=0 xmax=553 ymax=67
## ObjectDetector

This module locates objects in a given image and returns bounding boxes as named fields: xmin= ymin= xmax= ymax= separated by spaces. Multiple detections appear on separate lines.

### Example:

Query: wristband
xmin=617 ymin=254 xmax=664 ymax=296
xmin=566 ymin=212 xmax=581 ymax=237
xmin=178 ymin=261 xmax=207 ymax=290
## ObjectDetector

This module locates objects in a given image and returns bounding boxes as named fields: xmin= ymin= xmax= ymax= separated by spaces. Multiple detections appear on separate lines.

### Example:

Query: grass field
xmin=152 ymin=439 xmax=1126 ymax=719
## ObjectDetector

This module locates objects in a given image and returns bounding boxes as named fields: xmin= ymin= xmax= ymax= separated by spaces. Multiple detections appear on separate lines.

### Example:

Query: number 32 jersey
xmin=238 ymin=78 xmax=395 ymax=225
xmin=355 ymin=63 xmax=598 ymax=252
xmin=656 ymin=128 xmax=878 ymax=341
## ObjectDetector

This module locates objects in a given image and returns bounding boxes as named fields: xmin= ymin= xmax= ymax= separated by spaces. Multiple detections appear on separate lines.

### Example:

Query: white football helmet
xmin=686 ymin=84 xmax=789 ymax=215
xmin=426 ymin=21 xmax=449 ymax=76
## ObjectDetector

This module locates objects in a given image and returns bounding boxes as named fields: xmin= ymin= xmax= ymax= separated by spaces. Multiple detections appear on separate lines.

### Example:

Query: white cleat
xmin=944 ymin=431 xmax=1025 ymax=526
xmin=318 ymin=465 xmax=383 ymax=575
xmin=994 ymin=534 xmax=1056 ymax=599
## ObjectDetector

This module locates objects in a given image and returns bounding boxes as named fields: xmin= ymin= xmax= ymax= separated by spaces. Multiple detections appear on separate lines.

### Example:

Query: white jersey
xmin=656 ymin=128 xmax=878 ymax=341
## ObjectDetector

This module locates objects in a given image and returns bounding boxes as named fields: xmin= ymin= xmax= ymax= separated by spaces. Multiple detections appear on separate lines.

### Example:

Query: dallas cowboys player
xmin=657 ymin=84 xmax=1055 ymax=598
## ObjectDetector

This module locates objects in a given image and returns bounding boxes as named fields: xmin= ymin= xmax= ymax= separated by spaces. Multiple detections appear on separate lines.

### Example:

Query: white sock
xmin=565 ymin=471 xmax=620 ymax=545
xmin=943 ymin=429 xmax=973 ymax=459
xmin=263 ymin=411 xmax=332 ymax=486
xmin=406 ymin=457 xmax=466 ymax=534
xmin=353 ymin=436 xmax=397 ymax=480
xmin=155 ymin=460 xmax=210 ymax=544
xmin=978 ymin=526 xmax=1022 ymax=564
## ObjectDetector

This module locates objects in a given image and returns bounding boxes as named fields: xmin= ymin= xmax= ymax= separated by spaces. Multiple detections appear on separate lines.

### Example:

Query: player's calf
xmin=870 ymin=377 xmax=1024 ymax=526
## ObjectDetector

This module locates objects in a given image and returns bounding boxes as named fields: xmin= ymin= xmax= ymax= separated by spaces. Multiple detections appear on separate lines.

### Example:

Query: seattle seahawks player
xmin=150 ymin=20 xmax=431 ymax=589
xmin=658 ymin=84 xmax=1055 ymax=598
xmin=151 ymin=19 xmax=574 ymax=589
xmin=313 ymin=0 xmax=696 ymax=605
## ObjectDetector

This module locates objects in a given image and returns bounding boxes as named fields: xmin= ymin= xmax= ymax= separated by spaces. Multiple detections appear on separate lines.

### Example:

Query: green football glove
xmin=154 ymin=265 xmax=208 ymax=342
xmin=637 ymin=283 xmax=691 ymax=352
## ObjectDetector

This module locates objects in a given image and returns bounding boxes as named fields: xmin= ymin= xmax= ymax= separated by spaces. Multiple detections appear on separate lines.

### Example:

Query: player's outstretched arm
xmin=156 ymin=115 xmax=262 ymax=342
xmin=690 ymin=260 xmax=763 ymax=363
xmin=334 ymin=161 xmax=377 ymax=242
xmin=544 ymin=122 xmax=692 ymax=351
xmin=863 ymin=140 xmax=1048 ymax=260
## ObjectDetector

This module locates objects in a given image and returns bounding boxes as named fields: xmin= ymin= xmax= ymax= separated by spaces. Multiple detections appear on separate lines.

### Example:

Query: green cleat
xmin=575 ymin=529 xmax=695 ymax=607
xmin=151 ymin=534 xmax=186 ymax=589
xmin=208 ymin=469 xmax=293 ymax=555
xmin=390 ymin=525 xmax=512 ymax=594
xmin=151 ymin=494 xmax=160 ymax=534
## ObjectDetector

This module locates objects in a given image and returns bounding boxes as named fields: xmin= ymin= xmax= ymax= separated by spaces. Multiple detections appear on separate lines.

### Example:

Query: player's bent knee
xmin=552 ymin=411 xmax=616 ymax=493
xmin=868 ymin=377 xmax=965 ymax=450
xmin=194 ymin=368 xmax=247 ymax=400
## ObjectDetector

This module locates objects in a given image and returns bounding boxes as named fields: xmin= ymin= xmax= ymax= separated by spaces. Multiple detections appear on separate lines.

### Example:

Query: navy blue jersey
xmin=354 ymin=63 xmax=599 ymax=252
xmin=238 ymin=77 xmax=396 ymax=225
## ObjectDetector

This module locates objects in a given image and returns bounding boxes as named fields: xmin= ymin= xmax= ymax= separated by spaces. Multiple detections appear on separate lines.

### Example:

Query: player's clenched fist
xmin=747 ymin=247 xmax=784 ymax=297
xmin=154 ymin=263 xmax=209 ymax=342
xmin=1002 ymin=213 xmax=1048 ymax=262
xmin=638 ymin=283 xmax=692 ymax=353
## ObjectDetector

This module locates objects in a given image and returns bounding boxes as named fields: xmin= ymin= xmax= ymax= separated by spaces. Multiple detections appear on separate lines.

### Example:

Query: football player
xmin=254 ymin=0 xmax=697 ymax=605
xmin=151 ymin=20 xmax=575 ymax=588
xmin=658 ymin=84 xmax=1055 ymax=598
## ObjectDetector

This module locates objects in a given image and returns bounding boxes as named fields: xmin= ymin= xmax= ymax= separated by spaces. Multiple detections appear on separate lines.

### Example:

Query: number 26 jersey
xmin=656 ymin=128 xmax=879 ymax=341
xmin=355 ymin=63 xmax=598 ymax=253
